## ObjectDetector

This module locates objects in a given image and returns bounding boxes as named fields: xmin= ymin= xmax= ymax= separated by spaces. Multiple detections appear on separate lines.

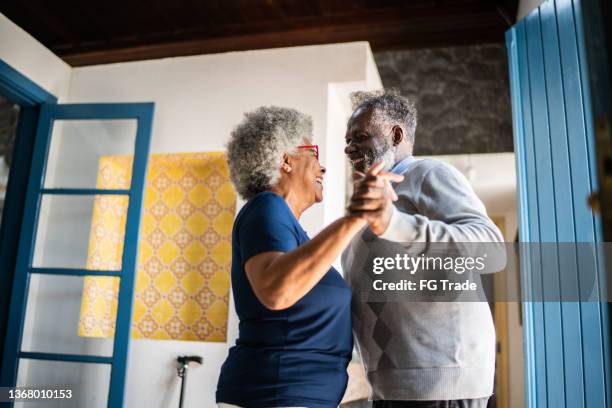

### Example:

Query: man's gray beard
xmin=364 ymin=144 xmax=395 ymax=171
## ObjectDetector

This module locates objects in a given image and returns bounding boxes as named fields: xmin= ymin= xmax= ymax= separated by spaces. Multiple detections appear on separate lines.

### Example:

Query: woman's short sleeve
xmin=237 ymin=193 xmax=300 ymax=265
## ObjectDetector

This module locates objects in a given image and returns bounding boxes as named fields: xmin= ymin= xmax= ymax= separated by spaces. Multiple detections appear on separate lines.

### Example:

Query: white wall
xmin=517 ymin=0 xmax=546 ymax=20
xmin=0 ymin=13 xmax=71 ymax=101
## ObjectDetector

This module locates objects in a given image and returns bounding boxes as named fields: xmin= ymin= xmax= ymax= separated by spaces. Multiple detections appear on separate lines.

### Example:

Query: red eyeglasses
xmin=298 ymin=144 xmax=319 ymax=160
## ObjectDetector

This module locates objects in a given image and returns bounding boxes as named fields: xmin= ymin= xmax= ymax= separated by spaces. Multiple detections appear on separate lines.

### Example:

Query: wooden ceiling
xmin=1 ymin=0 xmax=518 ymax=67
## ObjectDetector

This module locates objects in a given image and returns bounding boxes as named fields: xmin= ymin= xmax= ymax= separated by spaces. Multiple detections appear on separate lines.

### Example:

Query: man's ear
xmin=391 ymin=125 xmax=404 ymax=147
xmin=281 ymin=153 xmax=292 ymax=174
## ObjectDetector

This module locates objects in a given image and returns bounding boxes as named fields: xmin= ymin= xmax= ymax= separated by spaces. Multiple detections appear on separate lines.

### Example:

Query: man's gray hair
xmin=226 ymin=106 xmax=312 ymax=199
xmin=350 ymin=89 xmax=417 ymax=144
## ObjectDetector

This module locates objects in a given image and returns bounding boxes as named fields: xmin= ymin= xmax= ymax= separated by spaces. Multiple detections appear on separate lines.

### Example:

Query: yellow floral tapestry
xmin=78 ymin=152 xmax=236 ymax=342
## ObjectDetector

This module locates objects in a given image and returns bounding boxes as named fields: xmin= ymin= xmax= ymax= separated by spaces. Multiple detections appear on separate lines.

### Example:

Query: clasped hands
xmin=347 ymin=162 xmax=404 ymax=235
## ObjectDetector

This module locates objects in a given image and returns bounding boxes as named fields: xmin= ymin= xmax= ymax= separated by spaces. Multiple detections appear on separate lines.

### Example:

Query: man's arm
xmin=380 ymin=162 xmax=503 ymax=244
xmin=349 ymin=161 xmax=506 ymax=272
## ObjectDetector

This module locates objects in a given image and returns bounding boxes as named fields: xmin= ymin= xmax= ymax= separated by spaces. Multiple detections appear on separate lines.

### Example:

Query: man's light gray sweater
xmin=342 ymin=156 xmax=504 ymax=401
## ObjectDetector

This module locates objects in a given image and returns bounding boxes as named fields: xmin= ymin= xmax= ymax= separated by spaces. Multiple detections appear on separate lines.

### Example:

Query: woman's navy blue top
xmin=216 ymin=192 xmax=352 ymax=408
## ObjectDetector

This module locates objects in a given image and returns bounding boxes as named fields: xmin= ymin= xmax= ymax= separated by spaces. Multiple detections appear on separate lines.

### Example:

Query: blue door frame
xmin=0 ymin=59 xmax=56 ymax=374
xmin=0 ymin=58 xmax=155 ymax=407
xmin=0 ymin=103 xmax=153 ymax=407
xmin=506 ymin=0 xmax=611 ymax=406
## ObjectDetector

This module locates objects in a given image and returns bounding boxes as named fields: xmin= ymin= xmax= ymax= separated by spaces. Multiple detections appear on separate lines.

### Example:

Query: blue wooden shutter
xmin=506 ymin=0 xmax=611 ymax=407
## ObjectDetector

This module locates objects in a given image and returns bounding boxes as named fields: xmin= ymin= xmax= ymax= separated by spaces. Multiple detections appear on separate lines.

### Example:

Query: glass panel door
xmin=1 ymin=103 xmax=154 ymax=407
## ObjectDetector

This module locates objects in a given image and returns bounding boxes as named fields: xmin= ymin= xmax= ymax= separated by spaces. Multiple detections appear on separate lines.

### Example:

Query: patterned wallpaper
xmin=79 ymin=152 xmax=236 ymax=342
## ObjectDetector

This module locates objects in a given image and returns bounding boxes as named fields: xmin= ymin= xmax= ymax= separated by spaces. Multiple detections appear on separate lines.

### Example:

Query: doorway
xmin=0 ymin=59 xmax=56 ymax=377
xmin=0 ymin=59 xmax=154 ymax=408
xmin=0 ymin=96 xmax=19 ymax=220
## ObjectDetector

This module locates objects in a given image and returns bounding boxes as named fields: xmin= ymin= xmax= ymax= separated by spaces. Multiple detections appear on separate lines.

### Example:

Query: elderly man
xmin=341 ymin=90 xmax=503 ymax=408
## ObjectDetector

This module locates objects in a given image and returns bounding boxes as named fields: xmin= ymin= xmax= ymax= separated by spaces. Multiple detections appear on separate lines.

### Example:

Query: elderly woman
xmin=216 ymin=106 xmax=401 ymax=408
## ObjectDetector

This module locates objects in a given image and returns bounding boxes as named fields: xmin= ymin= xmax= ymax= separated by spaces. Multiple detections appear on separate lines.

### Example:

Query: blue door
xmin=0 ymin=103 xmax=153 ymax=407
xmin=506 ymin=0 xmax=610 ymax=407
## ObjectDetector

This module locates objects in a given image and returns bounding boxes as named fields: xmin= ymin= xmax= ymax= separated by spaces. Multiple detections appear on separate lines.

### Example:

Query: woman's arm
xmin=245 ymin=215 xmax=365 ymax=310
xmin=245 ymin=162 xmax=402 ymax=311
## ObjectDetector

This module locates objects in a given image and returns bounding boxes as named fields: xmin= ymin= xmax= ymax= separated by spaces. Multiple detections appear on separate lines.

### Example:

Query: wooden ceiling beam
xmin=43 ymin=2 xmax=503 ymax=51
xmin=61 ymin=21 xmax=506 ymax=66
xmin=50 ymin=5 xmax=505 ymax=53
xmin=0 ymin=0 xmax=517 ymax=66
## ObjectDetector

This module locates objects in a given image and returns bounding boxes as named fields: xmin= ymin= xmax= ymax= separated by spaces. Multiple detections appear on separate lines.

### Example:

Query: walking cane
xmin=176 ymin=355 xmax=203 ymax=408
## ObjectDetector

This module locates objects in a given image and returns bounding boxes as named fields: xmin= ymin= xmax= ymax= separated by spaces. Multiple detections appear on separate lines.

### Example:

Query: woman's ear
xmin=281 ymin=153 xmax=292 ymax=174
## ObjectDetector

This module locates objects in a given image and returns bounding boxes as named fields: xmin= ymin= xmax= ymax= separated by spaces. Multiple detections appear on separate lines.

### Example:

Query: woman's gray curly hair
xmin=350 ymin=89 xmax=417 ymax=145
xmin=226 ymin=106 xmax=312 ymax=199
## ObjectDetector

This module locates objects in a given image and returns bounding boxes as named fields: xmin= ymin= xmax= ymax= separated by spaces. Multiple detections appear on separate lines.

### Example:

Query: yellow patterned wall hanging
xmin=78 ymin=152 xmax=236 ymax=342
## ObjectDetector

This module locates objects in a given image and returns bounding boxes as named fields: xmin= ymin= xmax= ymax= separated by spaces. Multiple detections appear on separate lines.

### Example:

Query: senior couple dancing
xmin=215 ymin=90 xmax=503 ymax=408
